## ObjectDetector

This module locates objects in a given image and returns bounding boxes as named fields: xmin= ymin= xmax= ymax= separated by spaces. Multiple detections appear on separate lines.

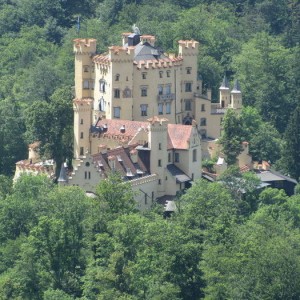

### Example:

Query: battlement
xmin=73 ymin=98 xmax=93 ymax=110
xmin=73 ymin=38 xmax=97 ymax=54
xmin=108 ymin=46 xmax=135 ymax=61
xmin=178 ymin=40 xmax=199 ymax=56
xmin=140 ymin=35 xmax=156 ymax=46
xmin=148 ymin=116 xmax=169 ymax=128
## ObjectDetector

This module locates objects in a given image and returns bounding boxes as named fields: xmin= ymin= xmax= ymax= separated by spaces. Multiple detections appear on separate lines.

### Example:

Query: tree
xmin=219 ymin=109 xmax=244 ymax=165
xmin=282 ymin=106 xmax=300 ymax=180
xmin=203 ymin=207 xmax=300 ymax=299
xmin=24 ymin=86 xmax=73 ymax=178
xmin=0 ymin=99 xmax=27 ymax=176
xmin=95 ymin=172 xmax=137 ymax=216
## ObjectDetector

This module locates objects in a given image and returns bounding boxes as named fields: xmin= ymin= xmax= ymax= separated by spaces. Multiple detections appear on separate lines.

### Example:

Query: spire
xmin=220 ymin=75 xmax=229 ymax=89
xmin=58 ymin=163 xmax=68 ymax=183
xmin=231 ymin=79 xmax=241 ymax=93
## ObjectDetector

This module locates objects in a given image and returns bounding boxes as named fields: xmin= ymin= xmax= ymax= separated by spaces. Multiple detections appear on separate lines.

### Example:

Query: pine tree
xmin=282 ymin=106 xmax=300 ymax=180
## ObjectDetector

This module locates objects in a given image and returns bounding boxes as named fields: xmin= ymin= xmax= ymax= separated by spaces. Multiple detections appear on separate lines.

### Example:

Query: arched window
xmin=99 ymin=97 xmax=105 ymax=112
xmin=193 ymin=149 xmax=197 ymax=162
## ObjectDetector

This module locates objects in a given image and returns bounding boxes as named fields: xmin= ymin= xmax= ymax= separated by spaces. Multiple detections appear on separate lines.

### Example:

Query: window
xmin=80 ymin=119 xmax=83 ymax=125
xmin=175 ymin=153 xmax=179 ymax=163
xmin=159 ymin=143 xmax=161 ymax=150
xmin=141 ymin=87 xmax=147 ymax=97
xmin=99 ymin=79 xmax=106 ymax=92
xmin=193 ymin=149 xmax=197 ymax=162
xmin=83 ymin=65 xmax=89 ymax=72
xmin=80 ymin=147 xmax=84 ymax=156
xmin=142 ymin=72 xmax=147 ymax=79
xmin=115 ymin=74 xmax=120 ymax=81
xmin=90 ymin=80 xmax=94 ymax=90
xmin=165 ymin=84 xmax=171 ymax=95
xmin=123 ymin=87 xmax=131 ymax=98
xmin=185 ymin=82 xmax=192 ymax=92
xmin=85 ymin=171 xmax=87 ymax=179
xmin=185 ymin=100 xmax=192 ymax=111
xmin=167 ymin=70 xmax=170 ymax=77
xmin=114 ymin=89 xmax=120 ymax=98
xmin=186 ymin=67 xmax=192 ymax=74
xmin=158 ymin=103 xmax=163 ymax=115
xmin=80 ymin=132 xmax=84 ymax=139
xmin=158 ymin=179 xmax=161 ymax=185
xmin=83 ymin=80 xmax=89 ymax=89
xmin=200 ymin=118 xmax=206 ymax=126
xmin=141 ymin=104 xmax=148 ymax=116
xmin=85 ymin=162 xmax=90 ymax=167
xmin=158 ymin=159 xmax=162 ymax=167
xmin=168 ymin=152 xmax=171 ymax=162
xmin=99 ymin=97 xmax=105 ymax=111
xmin=201 ymin=104 xmax=205 ymax=111
xmin=200 ymin=129 xmax=207 ymax=139
xmin=166 ymin=102 xmax=171 ymax=114
xmin=88 ymin=171 xmax=91 ymax=179
xmin=113 ymin=107 xmax=121 ymax=118
xmin=159 ymin=71 xmax=163 ymax=78
xmin=158 ymin=85 xmax=163 ymax=95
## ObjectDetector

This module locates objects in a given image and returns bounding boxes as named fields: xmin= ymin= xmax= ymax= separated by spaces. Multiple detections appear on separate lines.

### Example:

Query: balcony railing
xmin=211 ymin=103 xmax=226 ymax=114
xmin=157 ymin=93 xmax=175 ymax=101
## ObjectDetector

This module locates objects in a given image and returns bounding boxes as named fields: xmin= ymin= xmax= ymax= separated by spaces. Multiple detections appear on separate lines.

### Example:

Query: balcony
xmin=157 ymin=93 xmax=175 ymax=101
xmin=211 ymin=103 xmax=226 ymax=114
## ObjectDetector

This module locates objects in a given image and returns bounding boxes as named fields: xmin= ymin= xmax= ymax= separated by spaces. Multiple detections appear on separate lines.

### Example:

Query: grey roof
xmin=134 ymin=42 xmax=168 ymax=62
xmin=167 ymin=164 xmax=191 ymax=183
xmin=231 ymin=79 xmax=241 ymax=93
xmin=220 ymin=75 xmax=230 ymax=89
xmin=257 ymin=170 xmax=297 ymax=184
xmin=57 ymin=163 xmax=68 ymax=183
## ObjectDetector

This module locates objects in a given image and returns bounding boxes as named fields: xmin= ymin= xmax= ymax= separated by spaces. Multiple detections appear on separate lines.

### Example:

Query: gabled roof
xmin=95 ymin=119 xmax=148 ymax=140
xmin=257 ymin=169 xmax=297 ymax=184
xmin=95 ymin=118 xmax=194 ymax=150
xmin=92 ymin=144 xmax=149 ymax=179
xmin=167 ymin=124 xmax=192 ymax=150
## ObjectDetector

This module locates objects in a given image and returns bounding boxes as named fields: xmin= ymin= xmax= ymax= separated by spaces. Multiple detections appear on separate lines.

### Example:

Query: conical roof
xmin=58 ymin=163 xmax=68 ymax=183
xmin=219 ymin=75 xmax=229 ymax=89
xmin=231 ymin=79 xmax=241 ymax=93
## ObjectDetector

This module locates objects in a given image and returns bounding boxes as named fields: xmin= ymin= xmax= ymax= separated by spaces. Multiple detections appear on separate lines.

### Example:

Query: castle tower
xmin=73 ymin=38 xmax=97 ymax=99
xmin=219 ymin=75 xmax=230 ymax=108
xmin=109 ymin=46 xmax=135 ymax=120
xmin=148 ymin=117 xmax=169 ymax=196
xmin=73 ymin=98 xmax=93 ymax=158
xmin=230 ymin=79 xmax=242 ymax=111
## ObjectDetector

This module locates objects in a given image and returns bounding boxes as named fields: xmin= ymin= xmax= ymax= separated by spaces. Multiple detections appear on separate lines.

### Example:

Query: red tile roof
xmin=95 ymin=118 xmax=193 ymax=150
xmin=167 ymin=124 xmax=192 ymax=150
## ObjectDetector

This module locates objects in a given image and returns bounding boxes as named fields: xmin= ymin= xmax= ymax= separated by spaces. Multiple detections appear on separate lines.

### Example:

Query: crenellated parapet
xmin=73 ymin=98 xmax=93 ymax=112
xmin=73 ymin=38 xmax=97 ymax=55
xmin=178 ymin=40 xmax=199 ymax=56
xmin=108 ymin=46 xmax=135 ymax=62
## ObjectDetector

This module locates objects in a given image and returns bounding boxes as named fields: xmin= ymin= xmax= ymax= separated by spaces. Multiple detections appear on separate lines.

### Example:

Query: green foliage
xmin=219 ymin=109 xmax=244 ymax=165
xmin=95 ymin=172 xmax=137 ymax=216
xmin=281 ymin=106 xmax=300 ymax=180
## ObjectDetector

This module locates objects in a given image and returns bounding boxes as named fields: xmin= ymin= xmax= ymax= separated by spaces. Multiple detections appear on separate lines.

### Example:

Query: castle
xmin=14 ymin=29 xmax=244 ymax=209
xmin=72 ymin=30 xmax=242 ymax=159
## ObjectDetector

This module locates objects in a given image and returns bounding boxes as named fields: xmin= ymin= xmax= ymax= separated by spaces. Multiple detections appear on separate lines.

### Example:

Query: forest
xmin=0 ymin=0 xmax=299 ymax=298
